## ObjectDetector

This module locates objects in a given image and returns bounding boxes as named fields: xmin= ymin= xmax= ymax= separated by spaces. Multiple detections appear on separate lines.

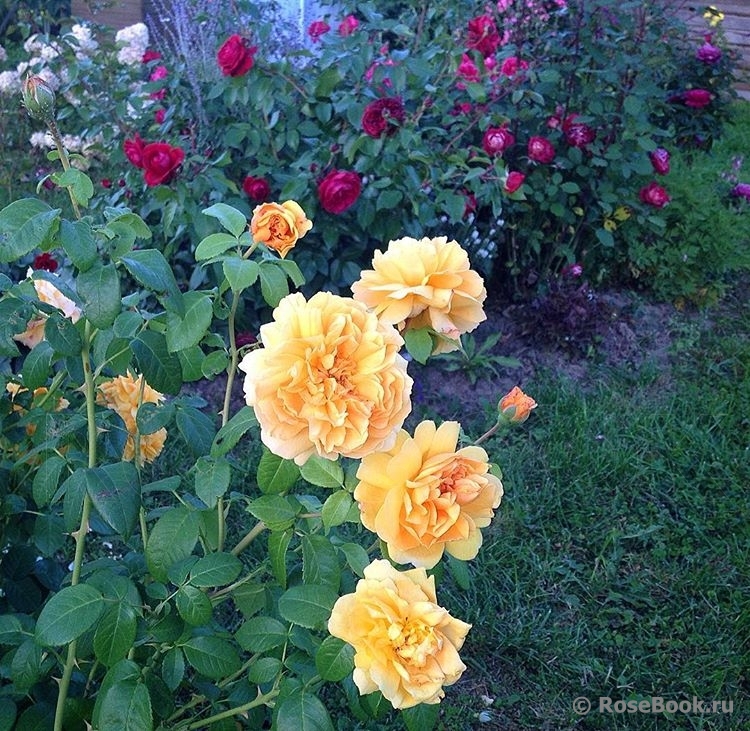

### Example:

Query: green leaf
xmin=248 ymin=656 xmax=283 ymax=684
xmin=259 ymin=261 xmax=289 ymax=307
xmin=275 ymin=258 xmax=305 ymax=288
xmin=21 ymin=340 xmax=54 ymax=390
xmin=200 ymin=349 xmax=229 ymax=378
xmin=94 ymin=602 xmax=138 ymax=667
xmin=0 ymin=615 xmax=24 ymax=645
xmin=211 ymin=405 xmax=257 ymax=457
xmin=299 ymin=455 xmax=344 ymax=488
xmin=119 ymin=249 xmax=184 ymax=316
xmin=595 ymin=228 xmax=615 ymax=247
xmin=35 ymin=583 xmax=104 ymax=646
xmin=321 ymin=491 xmax=354 ymax=532
xmin=402 ymin=703 xmax=439 ymax=731
xmin=447 ymin=555 xmax=472 ymax=590
xmin=337 ymin=543 xmax=370 ymax=578
xmin=257 ymin=448 xmax=300 ymax=494
xmin=247 ymin=495 xmax=300 ymax=531
xmin=33 ymin=513 xmax=66 ymax=556
xmin=85 ymin=463 xmax=140 ymax=538
xmin=165 ymin=291 xmax=213 ymax=352
xmin=223 ymin=257 xmax=259 ymax=292
xmin=145 ymin=507 xmax=200 ymax=582
xmin=278 ymin=585 xmax=336 ymax=630
xmin=269 ymin=528 xmax=293 ymax=588
xmin=193 ymin=455 xmax=231 ymax=509
xmin=132 ymin=330 xmax=182 ymax=395
xmin=54 ymin=169 xmax=94 ymax=207
xmin=315 ymin=636 xmax=354 ymax=682
xmin=194 ymin=232 xmax=239 ymax=261
xmin=136 ymin=401 xmax=172 ymax=434
xmin=59 ymin=219 xmax=97 ymax=271
xmin=96 ymin=677 xmax=153 ymax=731
xmin=77 ymin=262 xmax=121 ymax=328
xmin=175 ymin=585 xmax=212 ymax=626
xmin=404 ymin=327 xmax=433 ymax=364
xmin=275 ymin=689 xmax=334 ymax=731
xmin=188 ymin=551 xmax=242 ymax=588
xmin=0 ymin=699 xmax=16 ymax=731
xmin=10 ymin=639 xmax=45 ymax=692
xmin=161 ymin=648 xmax=184 ymax=692
xmin=235 ymin=615 xmax=288 ymax=653
xmin=44 ymin=312 xmax=82 ymax=356
xmin=0 ymin=201 xmax=60 ymax=262
xmin=315 ymin=67 xmax=341 ymax=98
xmin=176 ymin=406 xmax=217 ymax=457
xmin=182 ymin=636 xmax=241 ymax=680
xmin=202 ymin=203 xmax=248 ymax=238
xmin=302 ymin=534 xmax=340 ymax=591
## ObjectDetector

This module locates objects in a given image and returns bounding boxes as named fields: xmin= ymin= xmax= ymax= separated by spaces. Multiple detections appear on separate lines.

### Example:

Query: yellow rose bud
xmin=22 ymin=74 xmax=56 ymax=122
xmin=249 ymin=200 xmax=312 ymax=258
xmin=498 ymin=386 xmax=537 ymax=424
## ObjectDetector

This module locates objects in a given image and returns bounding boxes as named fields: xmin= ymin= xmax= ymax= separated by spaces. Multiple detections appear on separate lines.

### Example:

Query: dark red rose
xmin=462 ymin=190 xmax=477 ymax=217
xmin=467 ymin=14 xmax=502 ymax=57
xmin=217 ymin=34 xmax=256 ymax=77
xmin=528 ymin=136 xmax=556 ymax=164
xmin=123 ymin=133 xmax=146 ymax=168
xmin=242 ymin=175 xmax=271 ymax=202
xmin=32 ymin=252 xmax=58 ymax=272
xmin=504 ymin=171 xmax=525 ymax=193
xmin=681 ymin=89 xmax=713 ymax=108
xmin=141 ymin=142 xmax=185 ymax=186
xmin=154 ymin=108 xmax=166 ymax=124
xmin=101 ymin=178 xmax=112 ymax=189
xmin=482 ymin=126 xmax=515 ymax=156
xmin=308 ymin=20 xmax=330 ymax=42
xmin=318 ymin=169 xmax=361 ymax=214
xmin=456 ymin=53 xmax=480 ymax=85
xmin=235 ymin=331 xmax=257 ymax=348
xmin=696 ymin=43 xmax=721 ymax=63
xmin=142 ymin=49 xmax=162 ymax=63
xmin=649 ymin=148 xmax=670 ymax=175
xmin=500 ymin=56 xmax=529 ymax=77
xmin=562 ymin=115 xmax=595 ymax=148
xmin=731 ymin=183 xmax=750 ymax=201
xmin=639 ymin=182 xmax=670 ymax=208
xmin=338 ymin=15 xmax=359 ymax=36
xmin=450 ymin=102 xmax=473 ymax=117
xmin=361 ymin=97 xmax=405 ymax=138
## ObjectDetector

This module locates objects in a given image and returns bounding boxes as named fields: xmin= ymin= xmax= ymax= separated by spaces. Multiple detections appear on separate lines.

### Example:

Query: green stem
xmin=230 ymin=520 xmax=266 ymax=557
xmin=181 ymin=689 xmax=279 ymax=730
xmin=474 ymin=420 xmax=502 ymax=446
xmin=46 ymin=117 xmax=81 ymax=220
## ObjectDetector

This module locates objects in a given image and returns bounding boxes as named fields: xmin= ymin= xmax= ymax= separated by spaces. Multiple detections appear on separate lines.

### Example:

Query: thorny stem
xmin=46 ymin=117 xmax=81 ymax=220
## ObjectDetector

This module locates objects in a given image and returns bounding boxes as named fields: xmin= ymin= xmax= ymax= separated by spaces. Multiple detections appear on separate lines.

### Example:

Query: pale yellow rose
xmin=351 ymin=236 xmax=487 ymax=354
xmin=239 ymin=291 xmax=412 ymax=465
xmin=6 ymin=382 xmax=69 ymax=437
xmin=14 ymin=269 xmax=82 ymax=349
xmin=328 ymin=558 xmax=471 ymax=709
xmin=97 ymin=372 xmax=167 ymax=466
xmin=250 ymin=200 xmax=312 ymax=258
xmin=354 ymin=421 xmax=503 ymax=568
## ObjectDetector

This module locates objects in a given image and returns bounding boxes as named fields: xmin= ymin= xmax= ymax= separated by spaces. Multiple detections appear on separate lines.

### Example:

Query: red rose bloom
xmin=123 ymin=134 xmax=146 ymax=168
xmin=338 ymin=14 xmax=359 ymax=36
xmin=242 ymin=175 xmax=271 ymax=202
xmin=318 ymin=170 xmax=361 ymax=214
xmin=500 ymin=56 xmax=529 ymax=77
xmin=308 ymin=20 xmax=330 ymax=42
xmin=141 ymin=142 xmax=185 ymax=186
xmin=32 ymin=252 xmax=58 ymax=272
xmin=462 ymin=190 xmax=477 ymax=217
xmin=101 ymin=178 xmax=112 ymax=189
xmin=217 ymin=34 xmax=257 ymax=77
xmin=528 ymin=136 xmax=556 ymax=163
xmin=649 ymin=148 xmax=670 ymax=175
xmin=467 ymin=14 xmax=502 ymax=57
xmin=142 ymin=49 xmax=162 ymax=63
xmin=562 ymin=115 xmax=595 ymax=148
xmin=639 ymin=182 xmax=670 ymax=208
xmin=482 ymin=126 xmax=515 ymax=156
xmin=681 ymin=89 xmax=713 ymax=108
xmin=154 ymin=108 xmax=166 ymax=124
xmin=504 ymin=171 xmax=525 ymax=193
xmin=456 ymin=53 xmax=481 ymax=85
xmin=361 ymin=97 xmax=405 ymax=138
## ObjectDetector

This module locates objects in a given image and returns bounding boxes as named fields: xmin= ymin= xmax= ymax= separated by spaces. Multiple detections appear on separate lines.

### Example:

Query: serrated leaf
xmin=165 ymin=291 xmax=213 ymax=352
xmin=275 ymin=690 xmax=334 ymax=731
xmin=188 ymin=552 xmax=242 ymax=588
xmin=194 ymin=232 xmax=239 ymax=261
xmin=85 ymin=462 xmax=140 ymax=538
xmin=202 ymin=203 xmax=248 ymax=238
xmin=55 ymin=168 xmax=94 ymax=207
xmin=119 ymin=249 xmax=184 ymax=316
xmin=96 ymin=677 xmax=153 ymax=731
xmin=302 ymin=534 xmax=340 ymax=590
xmin=211 ymin=405 xmax=257 ymax=456
xmin=278 ymin=585 xmax=336 ymax=629
xmin=132 ymin=330 xmax=182 ymax=395
xmin=257 ymin=448 xmax=300 ymax=494
xmin=44 ymin=312 xmax=82 ymax=356
xmin=21 ymin=340 xmax=54 ymax=390
xmin=337 ymin=543 xmax=370 ymax=578
xmin=136 ymin=401 xmax=173 ymax=434
xmin=35 ymin=583 xmax=104 ymax=646
xmin=403 ymin=327 xmax=433 ymax=364
xmin=59 ymin=219 xmax=97 ymax=271
xmin=259 ymin=261 xmax=289 ymax=307
xmin=175 ymin=585 xmax=212 ymax=626
xmin=161 ymin=648 xmax=184 ymax=692
xmin=269 ymin=528 xmax=293 ymax=588
xmin=248 ymin=656 xmax=283 ymax=684
xmin=315 ymin=636 xmax=354 ymax=682
xmin=235 ymin=615 xmax=288 ymax=653
xmin=176 ymin=406 xmax=216 ymax=458
xmin=145 ymin=507 xmax=200 ymax=582
xmin=247 ymin=495 xmax=300 ymax=531
xmin=193 ymin=455 xmax=231 ymax=508
xmin=223 ymin=257 xmax=259 ymax=292
xmin=299 ymin=455 xmax=344 ymax=488
xmin=0 ymin=205 xmax=60 ymax=262
xmin=93 ymin=602 xmax=138 ymax=666
xmin=77 ymin=262 xmax=121 ymax=328
xmin=182 ymin=636 xmax=241 ymax=680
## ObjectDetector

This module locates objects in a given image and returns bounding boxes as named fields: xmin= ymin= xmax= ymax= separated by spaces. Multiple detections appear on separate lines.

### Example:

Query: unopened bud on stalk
xmin=498 ymin=386 xmax=537 ymax=424
xmin=22 ymin=74 xmax=56 ymax=122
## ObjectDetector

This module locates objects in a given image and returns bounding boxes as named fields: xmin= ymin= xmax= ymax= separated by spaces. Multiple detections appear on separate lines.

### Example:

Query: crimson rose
xmin=528 ymin=136 xmax=555 ymax=163
xmin=639 ymin=182 xmax=670 ymax=208
xmin=123 ymin=134 xmax=146 ymax=168
xmin=563 ymin=115 xmax=595 ymax=148
xmin=682 ymin=89 xmax=712 ymax=108
xmin=482 ymin=126 xmax=515 ymax=156
xmin=361 ymin=97 xmax=405 ymax=138
xmin=466 ymin=14 xmax=502 ymax=57
xmin=217 ymin=35 xmax=256 ymax=77
xmin=504 ymin=171 xmax=525 ymax=193
xmin=338 ymin=15 xmax=359 ymax=36
xmin=141 ymin=142 xmax=185 ymax=186
xmin=649 ymin=148 xmax=670 ymax=175
xmin=242 ymin=175 xmax=271 ymax=202
xmin=308 ymin=20 xmax=330 ymax=42
xmin=318 ymin=170 xmax=361 ymax=214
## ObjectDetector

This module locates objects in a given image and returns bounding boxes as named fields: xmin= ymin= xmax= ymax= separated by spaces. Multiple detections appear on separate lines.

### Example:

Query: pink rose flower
xmin=500 ymin=56 xmax=529 ymax=77
xmin=681 ymin=89 xmax=713 ymax=108
xmin=528 ymin=136 xmax=555 ymax=164
xmin=482 ymin=126 xmax=515 ymax=156
xmin=696 ymin=43 xmax=722 ymax=63
xmin=504 ymin=171 xmax=525 ymax=193
xmin=562 ymin=115 xmax=595 ymax=148
xmin=467 ymin=14 xmax=502 ymax=57
xmin=123 ymin=133 xmax=146 ymax=168
xmin=731 ymin=183 xmax=750 ymax=201
xmin=649 ymin=148 xmax=670 ymax=175
xmin=141 ymin=142 xmax=185 ymax=186
xmin=639 ymin=182 xmax=670 ymax=208
xmin=308 ymin=20 xmax=330 ymax=42
xmin=456 ymin=53 xmax=481 ymax=85
xmin=242 ymin=175 xmax=271 ymax=202
xmin=338 ymin=14 xmax=359 ymax=36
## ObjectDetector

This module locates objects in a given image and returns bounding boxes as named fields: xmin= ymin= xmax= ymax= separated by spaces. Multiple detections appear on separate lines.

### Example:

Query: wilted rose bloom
xmin=123 ymin=133 xmax=146 ymax=168
xmin=731 ymin=183 xmax=750 ymax=201
xmin=482 ymin=125 xmax=515 ymax=156
xmin=217 ymin=34 xmax=256 ymax=77
xmin=239 ymin=292 xmax=412 ymax=464
xmin=500 ymin=56 xmax=529 ymax=76
xmin=466 ymin=14 xmax=502 ymax=57
xmin=696 ymin=42 xmax=722 ymax=63
xmin=250 ymin=200 xmax=312 ymax=258
xmin=242 ymin=175 xmax=271 ymax=202
xmin=681 ymin=89 xmax=713 ymax=108
xmin=355 ymin=420 xmax=503 ymax=568
xmin=361 ymin=97 xmax=405 ymax=138
xmin=338 ymin=14 xmax=359 ymax=36
xmin=504 ymin=171 xmax=525 ymax=193
xmin=456 ymin=53 xmax=480 ymax=85
xmin=141 ymin=142 xmax=184 ymax=186
xmin=351 ymin=236 xmax=487 ymax=354
xmin=639 ymin=181 xmax=670 ymax=208
xmin=328 ymin=559 xmax=471 ymax=709
xmin=97 ymin=372 xmax=167 ymax=465
xmin=649 ymin=148 xmax=670 ymax=175
xmin=317 ymin=169 xmax=361 ymax=214
xmin=499 ymin=386 xmax=537 ymax=423
xmin=32 ymin=252 xmax=58 ymax=272
xmin=528 ymin=135 xmax=555 ymax=163
xmin=307 ymin=20 xmax=330 ymax=42
xmin=562 ymin=115 xmax=595 ymax=148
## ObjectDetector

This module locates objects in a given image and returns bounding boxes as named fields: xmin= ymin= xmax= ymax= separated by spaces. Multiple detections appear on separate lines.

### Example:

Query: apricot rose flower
xmin=328 ymin=559 xmax=471 ymax=709
xmin=250 ymin=200 xmax=312 ymax=258
xmin=239 ymin=292 xmax=412 ymax=465
xmin=97 ymin=372 xmax=167 ymax=465
xmin=354 ymin=420 xmax=503 ymax=568
xmin=350 ymin=236 xmax=487 ymax=353
xmin=499 ymin=386 xmax=537 ymax=423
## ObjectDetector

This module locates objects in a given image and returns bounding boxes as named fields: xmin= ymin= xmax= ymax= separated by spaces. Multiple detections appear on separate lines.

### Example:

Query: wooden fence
xmin=70 ymin=1 xmax=143 ymax=30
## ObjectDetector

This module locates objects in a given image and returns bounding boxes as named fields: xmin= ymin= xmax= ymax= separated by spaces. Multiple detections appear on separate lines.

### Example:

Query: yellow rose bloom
xmin=250 ymin=200 xmax=312 ymax=258
xmin=97 ymin=372 xmax=167 ymax=466
xmin=6 ymin=383 xmax=69 ymax=437
xmin=14 ymin=269 xmax=82 ymax=349
xmin=328 ymin=558 xmax=471 ymax=709
xmin=350 ymin=236 xmax=487 ymax=354
xmin=354 ymin=421 xmax=503 ymax=569
xmin=239 ymin=292 xmax=412 ymax=465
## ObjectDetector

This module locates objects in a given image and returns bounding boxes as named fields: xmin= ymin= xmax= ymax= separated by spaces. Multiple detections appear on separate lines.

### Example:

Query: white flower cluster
xmin=68 ymin=24 xmax=99 ymax=59
xmin=0 ymin=45 xmax=6 ymax=62
xmin=115 ymin=23 xmax=149 ymax=66
xmin=0 ymin=70 xmax=20 ymax=94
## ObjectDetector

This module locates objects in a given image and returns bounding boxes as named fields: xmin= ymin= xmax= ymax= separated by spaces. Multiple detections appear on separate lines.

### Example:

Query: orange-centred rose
xmin=328 ymin=558 xmax=471 ymax=709
xmin=354 ymin=420 xmax=503 ymax=568
xmin=97 ymin=372 xmax=167 ymax=465
xmin=499 ymin=386 xmax=537 ymax=423
xmin=351 ymin=236 xmax=487 ymax=353
xmin=238 ymin=291 xmax=412 ymax=465
xmin=250 ymin=200 xmax=312 ymax=258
